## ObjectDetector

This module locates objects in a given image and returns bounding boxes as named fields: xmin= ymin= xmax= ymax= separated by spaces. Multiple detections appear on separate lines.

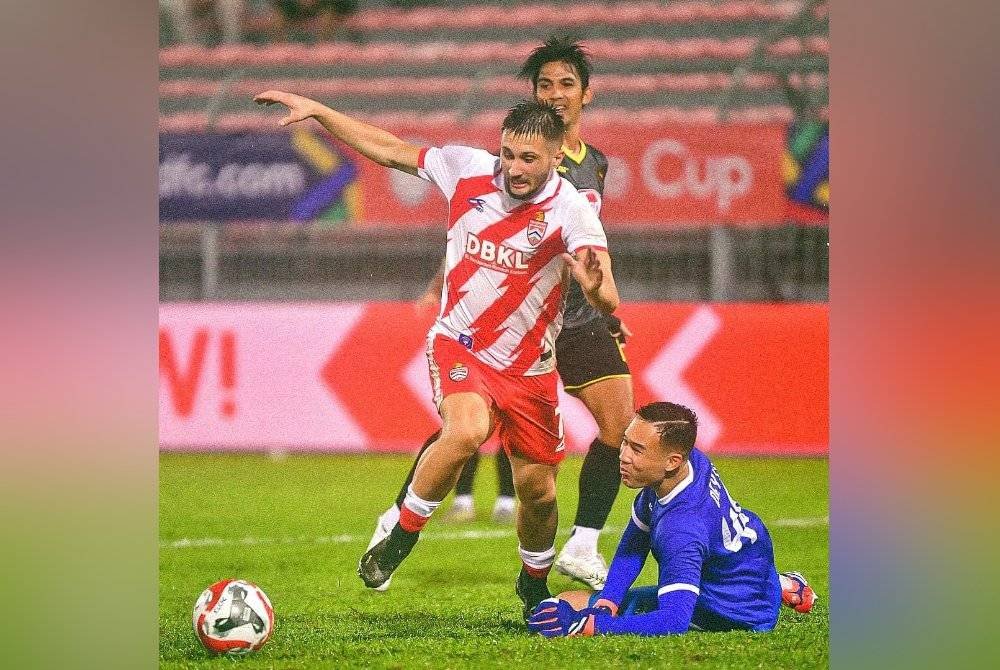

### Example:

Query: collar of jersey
xmin=561 ymin=140 xmax=587 ymax=164
xmin=495 ymin=169 xmax=561 ymax=211
xmin=657 ymin=460 xmax=695 ymax=506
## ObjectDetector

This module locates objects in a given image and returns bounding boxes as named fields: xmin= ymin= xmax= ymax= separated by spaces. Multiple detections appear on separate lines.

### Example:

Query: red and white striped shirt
xmin=417 ymin=145 xmax=609 ymax=375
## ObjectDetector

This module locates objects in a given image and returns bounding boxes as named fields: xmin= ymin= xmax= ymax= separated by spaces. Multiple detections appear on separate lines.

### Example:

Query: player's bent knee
xmin=595 ymin=409 xmax=632 ymax=446
xmin=438 ymin=424 xmax=489 ymax=455
xmin=439 ymin=394 xmax=491 ymax=447
xmin=515 ymin=482 xmax=557 ymax=511
xmin=580 ymin=383 xmax=634 ymax=445
xmin=597 ymin=424 xmax=628 ymax=449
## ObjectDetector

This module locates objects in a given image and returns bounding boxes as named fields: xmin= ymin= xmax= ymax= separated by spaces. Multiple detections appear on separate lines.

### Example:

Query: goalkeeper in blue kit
xmin=528 ymin=402 xmax=817 ymax=637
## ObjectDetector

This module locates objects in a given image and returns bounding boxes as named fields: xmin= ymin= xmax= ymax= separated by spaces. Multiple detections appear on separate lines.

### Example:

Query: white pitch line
xmin=160 ymin=516 xmax=827 ymax=551
xmin=160 ymin=526 xmax=592 ymax=550
xmin=770 ymin=516 xmax=829 ymax=528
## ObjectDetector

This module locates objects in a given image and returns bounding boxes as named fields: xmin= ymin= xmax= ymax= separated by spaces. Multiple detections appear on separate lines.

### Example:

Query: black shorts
xmin=555 ymin=318 xmax=631 ymax=393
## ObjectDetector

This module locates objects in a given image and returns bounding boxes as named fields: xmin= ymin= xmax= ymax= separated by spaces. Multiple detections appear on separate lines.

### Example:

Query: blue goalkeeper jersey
xmin=610 ymin=448 xmax=781 ymax=633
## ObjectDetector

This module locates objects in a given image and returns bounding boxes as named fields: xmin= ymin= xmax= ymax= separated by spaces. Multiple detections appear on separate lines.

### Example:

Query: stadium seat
xmin=158 ymin=102 xmax=830 ymax=134
xmin=160 ymin=71 xmax=827 ymax=101
xmin=159 ymin=0 xmax=826 ymax=139
xmin=160 ymin=36 xmax=827 ymax=68
xmin=336 ymin=2 xmax=805 ymax=33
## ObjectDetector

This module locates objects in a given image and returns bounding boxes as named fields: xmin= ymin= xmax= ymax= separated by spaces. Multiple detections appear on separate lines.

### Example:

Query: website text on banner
xmin=159 ymin=130 xmax=359 ymax=222
xmin=158 ymin=123 xmax=789 ymax=226
xmin=159 ymin=303 xmax=827 ymax=456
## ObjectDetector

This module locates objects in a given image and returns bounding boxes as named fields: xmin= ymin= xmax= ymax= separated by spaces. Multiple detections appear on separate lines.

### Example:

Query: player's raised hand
xmin=253 ymin=90 xmax=321 ymax=127
xmin=561 ymin=248 xmax=603 ymax=295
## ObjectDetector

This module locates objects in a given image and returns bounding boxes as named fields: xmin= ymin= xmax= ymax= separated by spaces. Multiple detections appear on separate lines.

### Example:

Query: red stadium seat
xmin=158 ymin=71 xmax=826 ymax=101
xmin=160 ymin=35 xmax=827 ymax=68
xmin=338 ymin=1 xmax=804 ymax=33
xmin=158 ymin=103 xmax=827 ymax=133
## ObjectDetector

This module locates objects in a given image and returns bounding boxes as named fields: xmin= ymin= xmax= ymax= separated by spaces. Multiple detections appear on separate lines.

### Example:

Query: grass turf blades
xmin=160 ymin=453 xmax=828 ymax=669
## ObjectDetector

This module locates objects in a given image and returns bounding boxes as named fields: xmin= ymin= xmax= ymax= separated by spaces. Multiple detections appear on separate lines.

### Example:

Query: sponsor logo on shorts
xmin=449 ymin=363 xmax=469 ymax=382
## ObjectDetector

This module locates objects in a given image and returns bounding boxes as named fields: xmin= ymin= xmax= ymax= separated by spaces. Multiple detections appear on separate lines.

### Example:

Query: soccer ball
xmin=192 ymin=579 xmax=274 ymax=655
xmin=779 ymin=571 xmax=817 ymax=614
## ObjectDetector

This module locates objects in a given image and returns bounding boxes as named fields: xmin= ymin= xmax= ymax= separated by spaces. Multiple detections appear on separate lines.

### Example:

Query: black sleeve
xmin=590 ymin=145 xmax=609 ymax=196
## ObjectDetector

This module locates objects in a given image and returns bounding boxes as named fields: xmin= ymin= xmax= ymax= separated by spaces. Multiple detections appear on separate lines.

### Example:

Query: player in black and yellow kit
xmin=365 ymin=37 xmax=634 ymax=594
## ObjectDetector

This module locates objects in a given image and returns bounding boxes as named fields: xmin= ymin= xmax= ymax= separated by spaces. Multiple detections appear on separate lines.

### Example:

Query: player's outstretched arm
xmin=597 ymin=537 xmax=705 ymax=636
xmin=594 ymin=591 xmax=699 ymax=636
xmin=561 ymin=248 xmax=619 ymax=314
xmin=599 ymin=520 xmax=651 ymax=607
xmin=530 ymin=591 xmax=697 ymax=638
xmin=254 ymin=90 xmax=422 ymax=175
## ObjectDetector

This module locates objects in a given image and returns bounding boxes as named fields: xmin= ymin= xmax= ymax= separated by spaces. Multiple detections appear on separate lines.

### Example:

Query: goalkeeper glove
xmin=527 ymin=598 xmax=602 ymax=638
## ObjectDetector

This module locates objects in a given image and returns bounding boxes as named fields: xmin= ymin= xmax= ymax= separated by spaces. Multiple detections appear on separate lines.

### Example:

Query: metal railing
xmin=160 ymin=222 xmax=827 ymax=303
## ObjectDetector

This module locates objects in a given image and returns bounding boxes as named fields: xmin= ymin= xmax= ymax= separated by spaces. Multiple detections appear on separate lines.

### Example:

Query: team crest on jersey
xmin=449 ymin=363 xmax=469 ymax=382
xmin=526 ymin=211 xmax=547 ymax=247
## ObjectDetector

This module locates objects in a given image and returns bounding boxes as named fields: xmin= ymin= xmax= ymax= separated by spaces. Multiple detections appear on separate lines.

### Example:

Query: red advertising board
xmin=159 ymin=302 xmax=827 ymax=456
xmin=351 ymin=122 xmax=787 ymax=227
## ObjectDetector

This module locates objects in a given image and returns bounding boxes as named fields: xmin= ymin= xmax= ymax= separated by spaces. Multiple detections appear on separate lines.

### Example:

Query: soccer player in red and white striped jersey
xmin=418 ymin=141 xmax=610 ymax=376
xmin=254 ymin=90 xmax=620 ymax=618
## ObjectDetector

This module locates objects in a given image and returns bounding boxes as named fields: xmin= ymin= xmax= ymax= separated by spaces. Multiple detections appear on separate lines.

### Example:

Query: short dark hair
xmin=501 ymin=100 xmax=565 ymax=145
xmin=636 ymin=402 xmax=698 ymax=458
xmin=518 ymin=35 xmax=593 ymax=90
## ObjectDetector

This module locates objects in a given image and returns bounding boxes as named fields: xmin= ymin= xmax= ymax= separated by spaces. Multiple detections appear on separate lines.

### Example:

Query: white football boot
xmin=554 ymin=548 xmax=609 ymax=590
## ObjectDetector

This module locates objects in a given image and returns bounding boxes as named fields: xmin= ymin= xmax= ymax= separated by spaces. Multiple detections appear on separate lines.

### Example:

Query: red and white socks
xmin=519 ymin=545 xmax=556 ymax=579
xmin=398 ymin=485 xmax=442 ymax=533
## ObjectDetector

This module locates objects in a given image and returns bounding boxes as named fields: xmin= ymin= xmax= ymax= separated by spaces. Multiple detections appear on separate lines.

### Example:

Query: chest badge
xmin=526 ymin=211 xmax=547 ymax=247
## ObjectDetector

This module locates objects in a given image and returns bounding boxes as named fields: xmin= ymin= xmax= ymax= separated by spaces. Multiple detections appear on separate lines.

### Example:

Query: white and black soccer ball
xmin=192 ymin=579 xmax=274 ymax=655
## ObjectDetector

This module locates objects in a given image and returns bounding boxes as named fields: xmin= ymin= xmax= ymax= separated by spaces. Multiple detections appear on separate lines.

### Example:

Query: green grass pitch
xmin=160 ymin=453 xmax=828 ymax=669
